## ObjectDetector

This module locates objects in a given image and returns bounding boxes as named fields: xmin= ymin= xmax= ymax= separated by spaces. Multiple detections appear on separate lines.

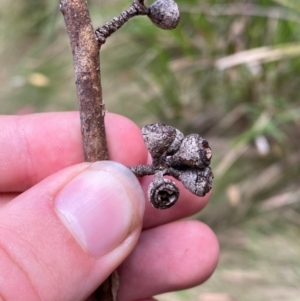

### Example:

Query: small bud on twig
xmin=95 ymin=0 xmax=180 ymax=46
xmin=148 ymin=0 xmax=180 ymax=30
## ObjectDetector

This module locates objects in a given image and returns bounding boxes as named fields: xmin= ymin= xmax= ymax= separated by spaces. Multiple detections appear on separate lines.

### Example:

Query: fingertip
xmin=117 ymin=220 xmax=219 ymax=301
xmin=144 ymin=220 xmax=219 ymax=290
xmin=55 ymin=161 xmax=145 ymax=258
xmin=175 ymin=221 xmax=219 ymax=286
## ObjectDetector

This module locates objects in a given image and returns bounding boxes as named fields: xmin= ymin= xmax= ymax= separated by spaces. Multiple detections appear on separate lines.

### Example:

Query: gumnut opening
xmin=148 ymin=171 xmax=179 ymax=209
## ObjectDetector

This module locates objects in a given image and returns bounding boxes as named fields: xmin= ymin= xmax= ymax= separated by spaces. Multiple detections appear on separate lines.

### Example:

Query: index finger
xmin=0 ymin=112 xmax=211 ymax=229
xmin=0 ymin=112 xmax=148 ymax=192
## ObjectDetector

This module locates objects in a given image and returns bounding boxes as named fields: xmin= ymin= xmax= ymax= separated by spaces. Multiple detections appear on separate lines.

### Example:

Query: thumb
xmin=0 ymin=161 xmax=145 ymax=301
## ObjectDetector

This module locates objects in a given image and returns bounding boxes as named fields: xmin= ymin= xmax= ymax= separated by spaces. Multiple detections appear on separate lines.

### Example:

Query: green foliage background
xmin=1 ymin=0 xmax=300 ymax=299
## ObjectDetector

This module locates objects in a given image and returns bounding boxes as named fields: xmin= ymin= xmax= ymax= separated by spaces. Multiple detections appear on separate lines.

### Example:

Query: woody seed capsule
xmin=178 ymin=167 xmax=213 ymax=197
xmin=148 ymin=171 xmax=179 ymax=209
xmin=173 ymin=134 xmax=212 ymax=168
xmin=142 ymin=123 xmax=176 ymax=159
xmin=148 ymin=0 xmax=180 ymax=30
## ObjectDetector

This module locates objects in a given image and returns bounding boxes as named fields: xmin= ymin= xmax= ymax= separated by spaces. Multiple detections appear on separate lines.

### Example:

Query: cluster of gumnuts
xmin=130 ymin=124 xmax=213 ymax=209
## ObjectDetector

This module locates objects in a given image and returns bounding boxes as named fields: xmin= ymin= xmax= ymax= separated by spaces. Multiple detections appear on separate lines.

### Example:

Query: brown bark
xmin=60 ymin=0 xmax=109 ymax=162
xmin=60 ymin=1 xmax=116 ymax=300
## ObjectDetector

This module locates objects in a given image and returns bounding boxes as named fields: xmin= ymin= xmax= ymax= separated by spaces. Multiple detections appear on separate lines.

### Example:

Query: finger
xmin=0 ymin=112 xmax=211 ymax=230
xmin=86 ymin=297 xmax=157 ymax=301
xmin=0 ymin=161 xmax=145 ymax=301
xmin=117 ymin=221 xmax=219 ymax=301
xmin=0 ymin=183 xmax=211 ymax=231
xmin=0 ymin=112 xmax=148 ymax=192
xmin=0 ymin=193 xmax=19 ymax=208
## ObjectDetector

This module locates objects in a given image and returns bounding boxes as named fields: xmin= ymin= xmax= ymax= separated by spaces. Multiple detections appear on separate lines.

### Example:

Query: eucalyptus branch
xmin=95 ymin=0 xmax=149 ymax=45
xmin=59 ymin=0 xmax=192 ymax=300
xmin=59 ymin=1 xmax=113 ymax=300
xmin=60 ymin=0 xmax=108 ymax=162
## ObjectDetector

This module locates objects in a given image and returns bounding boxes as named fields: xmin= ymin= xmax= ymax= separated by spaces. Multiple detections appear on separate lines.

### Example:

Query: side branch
xmin=60 ymin=0 xmax=109 ymax=161
xmin=95 ymin=0 xmax=148 ymax=45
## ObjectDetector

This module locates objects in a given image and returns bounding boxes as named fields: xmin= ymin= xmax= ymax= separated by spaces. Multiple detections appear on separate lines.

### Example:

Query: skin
xmin=0 ymin=112 xmax=219 ymax=301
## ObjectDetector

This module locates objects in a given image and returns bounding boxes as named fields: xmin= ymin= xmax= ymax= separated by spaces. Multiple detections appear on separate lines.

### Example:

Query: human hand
xmin=0 ymin=112 xmax=219 ymax=301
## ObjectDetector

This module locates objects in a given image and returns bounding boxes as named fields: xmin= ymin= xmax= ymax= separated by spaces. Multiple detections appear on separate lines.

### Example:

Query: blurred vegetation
xmin=1 ymin=0 xmax=300 ymax=300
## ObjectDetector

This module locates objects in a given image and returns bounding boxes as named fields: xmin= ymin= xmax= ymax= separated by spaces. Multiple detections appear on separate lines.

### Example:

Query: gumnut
xmin=142 ymin=123 xmax=176 ymax=159
xmin=148 ymin=0 xmax=180 ymax=30
xmin=178 ymin=167 xmax=213 ymax=197
xmin=173 ymin=134 xmax=212 ymax=168
xmin=148 ymin=171 xmax=179 ymax=209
